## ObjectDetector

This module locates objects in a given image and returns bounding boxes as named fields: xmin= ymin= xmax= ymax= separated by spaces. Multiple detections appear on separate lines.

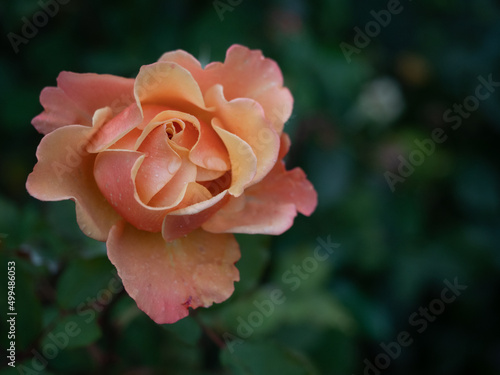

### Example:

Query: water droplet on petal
xmin=167 ymin=159 xmax=179 ymax=174
xmin=204 ymin=156 xmax=227 ymax=170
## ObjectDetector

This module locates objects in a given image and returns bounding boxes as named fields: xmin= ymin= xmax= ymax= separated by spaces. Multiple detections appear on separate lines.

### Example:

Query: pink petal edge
xmin=107 ymin=222 xmax=240 ymax=324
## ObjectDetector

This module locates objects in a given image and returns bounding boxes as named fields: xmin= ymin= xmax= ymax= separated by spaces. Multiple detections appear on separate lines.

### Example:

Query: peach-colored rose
xmin=26 ymin=45 xmax=317 ymax=324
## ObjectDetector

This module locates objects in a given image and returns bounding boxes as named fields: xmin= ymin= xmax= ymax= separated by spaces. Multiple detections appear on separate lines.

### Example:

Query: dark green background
xmin=1 ymin=0 xmax=500 ymax=374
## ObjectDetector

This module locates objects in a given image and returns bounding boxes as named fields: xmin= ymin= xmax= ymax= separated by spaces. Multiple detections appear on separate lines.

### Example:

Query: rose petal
xmin=57 ymin=72 xmax=135 ymax=116
xmin=161 ymin=189 xmax=228 ymax=241
xmin=26 ymin=125 xmax=121 ymax=241
xmin=202 ymin=160 xmax=317 ymax=235
xmin=203 ymin=195 xmax=297 ymax=235
xmin=278 ymin=132 xmax=291 ymax=160
xmin=162 ymin=45 xmax=293 ymax=134
xmin=171 ymin=120 xmax=198 ymax=150
xmin=206 ymin=85 xmax=279 ymax=186
xmin=93 ymin=150 xmax=178 ymax=232
xmin=134 ymin=125 xmax=182 ymax=203
xmin=196 ymin=167 xmax=226 ymax=182
xmin=147 ymin=145 xmax=198 ymax=208
xmin=33 ymin=72 xmax=134 ymax=135
xmin=213 ymin=44 xmax=293 ymax=133
xmin=134 ymin=62 xmax=206 ymax=114
xmin=104 ymin=105 xmax=171 ymax=151
xmin=107 ymin=222 xmax=240 ymax=324
xmin=189 ymin=117 xmax=230 ymax=172
xmin=172 ymin=182 xmax=213 ymax=211
xmin=142 ymin=109 xmax=229 ymax=172
xmin=108 ymin=128 xmax=143 ymax=150
xmin=212 ymin=122 xmax=257 ymax=197
xmin=158 ymin=50 xmax=203 ymax=74
xmin=33 ymin=87 xmax=91 ymax=135
xmin=86 ymin=103 xmax=143 ymax=153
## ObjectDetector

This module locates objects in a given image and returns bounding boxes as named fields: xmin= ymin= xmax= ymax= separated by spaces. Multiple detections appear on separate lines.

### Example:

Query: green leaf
xmin=162 ymin=315 xmax=202 ymax=346
xmin=273 ymin=292 xmax=355 ymax=333
xmin=221 ymin=341 xmax=317 ymax=375
xmin=117 ymin=314 xmax=165 ymax=366
xmin=0 ymin=255 xmax=42 ymax=351
xmin=56 ymin=256 xmax=118 ymax=310
xmin=43 ymin=347 xmax=96 ymax=374
xmin=110 ymin=294 xmax=142 ymax=329
xmin=233 ymin=234 xmax=270 ymax=296
xmin=40 ymin=313 xmax=101 ymax=350
xmin=2 ymin=361 xmax=56 ymax=375
xmin=454 ymin=158 xmax=500 ymax=215
xmin=271 ymin=243 xmax=336 ymax=295
xmin=0 ymin=197 xmax=40 ymax=251
xmin=0 ymin=196 xmax=20 ymax=249
xmin=334 ymin=282 xmax=392 ymax=340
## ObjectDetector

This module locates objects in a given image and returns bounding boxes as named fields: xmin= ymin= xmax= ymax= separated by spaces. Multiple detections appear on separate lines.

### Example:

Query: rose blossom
xmin=26 ymin=45 xmax=317 ymax=324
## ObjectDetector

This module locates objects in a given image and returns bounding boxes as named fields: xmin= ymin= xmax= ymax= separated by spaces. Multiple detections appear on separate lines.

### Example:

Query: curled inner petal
xmin=205 ymin=85 xmax=279 ymax=187
xmin=135 ymin=125 xmax=182 ymax=203
xmin=212 ymin=122 xmax=256 ymax=197
xmin=94 ymin=150 xmax=171 ymax=232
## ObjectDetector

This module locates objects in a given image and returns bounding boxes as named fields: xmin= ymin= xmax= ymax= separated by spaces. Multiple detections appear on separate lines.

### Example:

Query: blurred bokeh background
xmin=1 ymin=0 xmax=500 ymax=374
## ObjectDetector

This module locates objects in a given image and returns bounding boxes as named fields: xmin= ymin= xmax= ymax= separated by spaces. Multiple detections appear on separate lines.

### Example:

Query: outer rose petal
xmin=107 ymin=222 xmax=240 ymax=324
xmin=86 ymin=103 xmax=143 ymax=153
xmin=26 ymin=125 xmax=121 ymax=241
xmin=210 ymin=45 xmax=293 ymax=134
xmin=202 ymin=160 xmax=317 ymax=235
xmin=33 ymin=72 xmax=134 ymax=135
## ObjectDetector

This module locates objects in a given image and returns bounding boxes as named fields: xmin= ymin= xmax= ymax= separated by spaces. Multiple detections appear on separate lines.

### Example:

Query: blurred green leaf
xmin=233 ymin=234 xmax=270 ymax=296
xmin=110 ymin=294 xmax=142 ymax=330
xmin=44 ymin=347 xmax=96 ymax=374
xmin=0 ymin=255 xmax=42 ymax=350
xmin=162 ymin=315 xmax=202 ymax=346
xmin=56 ymin=256 xmax=116 ymax=310
xmin=0 ymin=197 xmax=40 ymax=250
xmin=454 ymin=158 xmax=500 ymax=215
xmin=271 ymin=244 xmax=335 ymax=294
xmin=3 ymin=362 xmax=56 ymax=375
xmin=116 ymin=313 xmax=166 ymax=366
xmin=334 ymin=281 xmax=392 ymax=341
xmin=221 ymin=341 xmax=317 ymax=375
xmin=40 ymin=313 xmax=101 ymax=350
xmin=271 ymin=292 xmax=355 ymax=334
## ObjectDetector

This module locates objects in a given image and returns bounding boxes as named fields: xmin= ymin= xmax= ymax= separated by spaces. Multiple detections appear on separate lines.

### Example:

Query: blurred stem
xmin=191 ymin=310 xmax=225 ymax=349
